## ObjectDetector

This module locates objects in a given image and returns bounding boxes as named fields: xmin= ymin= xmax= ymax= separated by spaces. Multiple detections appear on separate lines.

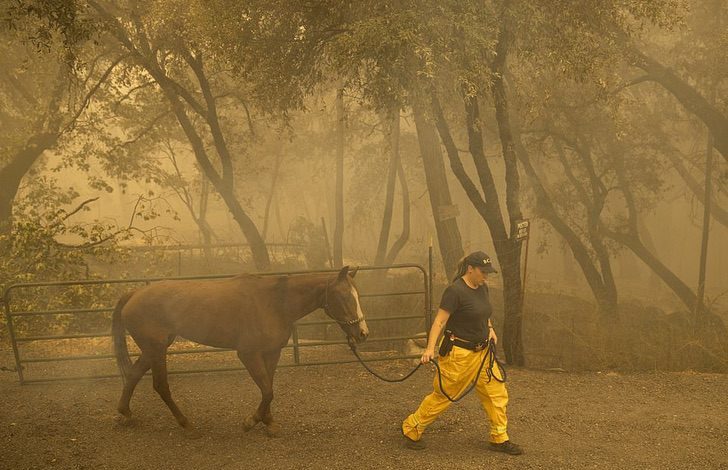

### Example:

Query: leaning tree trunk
xmin=159 ymin=87 xmax=271 ymax=270
xmin=607 ymin=230 xmax=700 ymax=311
xmin=624 ymin=44 xmax=728 ymax=163
xmin=0 ymin=69 xmax=68 ymax=232
xmin=412 ymin=105 xmax=464 ymax=278
xmin=664 ymin=149 xmax=728 ymax=228
xmin=0 ymin=133 xmax=58 ymax=232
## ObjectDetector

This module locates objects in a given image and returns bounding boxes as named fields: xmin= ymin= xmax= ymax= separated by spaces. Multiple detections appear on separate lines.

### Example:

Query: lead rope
xmin=349 ymin=339 xmax=506 ymax=403
xmin=349 ymin=345 xmax=423 ymax=383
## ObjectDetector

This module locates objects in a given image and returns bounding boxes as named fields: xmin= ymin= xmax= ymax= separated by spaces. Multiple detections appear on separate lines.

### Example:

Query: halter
xmin=323 ymin=279 xmax=364 ymax=326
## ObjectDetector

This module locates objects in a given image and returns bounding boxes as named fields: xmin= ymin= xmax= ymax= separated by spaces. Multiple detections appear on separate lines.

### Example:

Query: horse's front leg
xmin=237 ymin=350 xmax=280 ymax=436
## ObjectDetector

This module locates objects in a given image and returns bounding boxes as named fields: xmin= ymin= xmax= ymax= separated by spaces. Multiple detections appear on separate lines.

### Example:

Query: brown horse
xmin=111 ymin=266 xmax=368 ymax=437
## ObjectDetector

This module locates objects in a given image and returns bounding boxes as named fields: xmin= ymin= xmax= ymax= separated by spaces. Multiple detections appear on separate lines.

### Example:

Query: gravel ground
xmin=1 ymin=349 xmax=728 ymax=470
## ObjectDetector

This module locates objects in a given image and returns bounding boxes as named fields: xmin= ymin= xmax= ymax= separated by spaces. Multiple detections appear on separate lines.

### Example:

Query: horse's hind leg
xmin=261 ymin=349 xmax=281 ymax=436
xmin=116 ymin=353 xmax=152 ymax=423
xmin=117 ymin=334 xmax=175 ymax=424
xmin=148 ymin=347 xmax=198 ymax=438
xmin=261 ymin=349 xmax=282 ymax=436
xmin=237 ymin=350 xmax=278 ymax=436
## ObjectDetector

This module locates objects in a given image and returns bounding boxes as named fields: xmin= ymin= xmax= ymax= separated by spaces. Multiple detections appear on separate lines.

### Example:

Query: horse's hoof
xmin=242 ymin=415 xmax=259 ymax=432
xmin=265 ymin=422 xmax=281 ymax=438
xmin=183 ymin=428 xmax=203 ymax=440
xmin=114 ymin=414 xmax=137 ymax=427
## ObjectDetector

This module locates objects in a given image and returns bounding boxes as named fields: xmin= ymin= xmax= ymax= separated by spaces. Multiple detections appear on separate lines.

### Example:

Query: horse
xmin=111 ymin=266 xmax=368 ymax=438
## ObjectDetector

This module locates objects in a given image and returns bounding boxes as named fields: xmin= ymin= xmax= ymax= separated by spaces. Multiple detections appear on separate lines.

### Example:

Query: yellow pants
xmin=402 ymin=344 xmax=509 ymax=444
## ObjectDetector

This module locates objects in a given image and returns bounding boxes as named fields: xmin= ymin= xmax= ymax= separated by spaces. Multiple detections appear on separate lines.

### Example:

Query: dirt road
xmin=1 ymin=356 xmax=727 ymax=470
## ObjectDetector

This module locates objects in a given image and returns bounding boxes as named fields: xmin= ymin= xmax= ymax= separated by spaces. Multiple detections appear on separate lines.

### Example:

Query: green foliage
xmin=0 ymin=22 xmax=65 ymax=162
xmin=3 ymin=178 xmax=111 ymax=284
xmin=320 ymin=1 xmax=500 ymax=110
xmin=514 ymin=0 xmax=687 ymax=82
xmin=0 ymin=176 xmax=168 ymax=338
xmin=2 ymin=0 xmax=95 ymax=59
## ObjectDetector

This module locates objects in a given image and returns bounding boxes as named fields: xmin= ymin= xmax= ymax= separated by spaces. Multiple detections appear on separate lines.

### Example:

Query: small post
xmin=427 ymin=243 xmax=433 ymax=333
xmin=515 ymin=219 xmax=531 ymax=312
xmin=521 ymin=236 xmax=530 ymax=312
xmin=3 ymin=291 xmax=24 ymax=384
xmin=695 ymin=131 xmax=713 ymax=318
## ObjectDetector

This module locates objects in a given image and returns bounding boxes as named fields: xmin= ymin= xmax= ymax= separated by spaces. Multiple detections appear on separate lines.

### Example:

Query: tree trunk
xmin=160 ymin=86 xmax=270 ymax=270
xmin=490 ymin=35 xmax=526 ymax=363
xmin=0 ymin=133 xmax=58 ymax=231
xmin=429 ymin=86 xmax=529 ymax=362
xmin=197 ymin=178 xmax=214 ymax=262
xmin=567 ymin=142 xmax=619 ymax=316
xmin=263 ymin=150 xmax=283 ymax=241
xmin=636 ymin=218 xmax=662 ymax=293
xmin=333 ymin=87 xmax=345 ymax=267
xmin=375 ymin=110 xmax=400 ymax=265
xmin=216 ymin=186 xmax=270 ymax=270
xmin=412 ymin=105 xmax=464 ymax=278
xmin=384 ymin=152 xmax=411 ymax=265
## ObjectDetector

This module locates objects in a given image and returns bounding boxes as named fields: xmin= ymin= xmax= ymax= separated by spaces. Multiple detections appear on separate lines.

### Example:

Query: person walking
xmin=401 ymin=251 xmax=522 ymax=455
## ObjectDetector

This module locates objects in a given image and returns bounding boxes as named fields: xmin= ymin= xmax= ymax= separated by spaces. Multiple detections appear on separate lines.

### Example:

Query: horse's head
xmin=323 ymin=266 xmax=369 ymax=345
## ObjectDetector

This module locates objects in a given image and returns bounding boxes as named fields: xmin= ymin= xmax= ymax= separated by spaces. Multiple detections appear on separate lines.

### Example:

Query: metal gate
xmin=3 ymin=264 xmax=431 ymax=384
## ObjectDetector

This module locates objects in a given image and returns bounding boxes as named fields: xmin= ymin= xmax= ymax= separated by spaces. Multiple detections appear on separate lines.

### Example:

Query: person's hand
xmin=421 ymin=348 xmax=436 ymax=364
xmin=488 ymin=327 xmax=498 ymax=345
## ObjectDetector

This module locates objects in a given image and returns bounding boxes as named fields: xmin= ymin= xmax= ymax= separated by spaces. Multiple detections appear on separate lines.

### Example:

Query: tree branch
xmin=61 ymin=53 xmax=129 ymax=135
xmin=61 ymin=197 xmax=99 ymax=221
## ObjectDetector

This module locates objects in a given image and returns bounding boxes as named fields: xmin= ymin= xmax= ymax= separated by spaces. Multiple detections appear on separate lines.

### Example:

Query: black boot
xmin=489 ymin=440 xmax=523 ymax=455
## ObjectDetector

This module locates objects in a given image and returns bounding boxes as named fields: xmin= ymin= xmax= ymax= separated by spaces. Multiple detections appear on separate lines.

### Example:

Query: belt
xmin=451 ymin=336 xmax=487 ymax=352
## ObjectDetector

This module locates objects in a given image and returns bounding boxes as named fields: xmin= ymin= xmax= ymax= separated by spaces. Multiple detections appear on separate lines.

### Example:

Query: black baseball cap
xmin=465 ymin=251 xmax=498 ymax=273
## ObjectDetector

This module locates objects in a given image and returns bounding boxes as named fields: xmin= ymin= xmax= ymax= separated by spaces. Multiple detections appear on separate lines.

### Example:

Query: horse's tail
xmin=112 ymin=291 xmax=134 ymax=384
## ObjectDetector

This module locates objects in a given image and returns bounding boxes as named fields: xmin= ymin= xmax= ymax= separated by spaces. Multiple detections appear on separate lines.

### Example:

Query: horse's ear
xmin=348 ymin=266 xmax=359 ymax=278
xmin=337 ymin=266 xmax=350 ymax=281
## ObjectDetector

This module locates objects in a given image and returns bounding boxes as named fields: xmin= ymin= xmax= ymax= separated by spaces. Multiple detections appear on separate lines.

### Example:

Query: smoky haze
xmin=1 ymin=0 xmax=727 ymax=381
xmin=41 ymin=101 xmax=728 ymax=314
xmin=2 ymin=2 xmax=728 ymax=469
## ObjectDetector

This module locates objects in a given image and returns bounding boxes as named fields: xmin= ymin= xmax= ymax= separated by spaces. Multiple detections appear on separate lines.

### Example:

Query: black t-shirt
xmin=439 ymin=277 xmax=492 ymax=343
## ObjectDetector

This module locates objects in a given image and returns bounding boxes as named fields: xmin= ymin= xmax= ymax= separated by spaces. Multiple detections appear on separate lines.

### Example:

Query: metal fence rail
xmin=3 ymin=264 xmax=431 ymax=384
